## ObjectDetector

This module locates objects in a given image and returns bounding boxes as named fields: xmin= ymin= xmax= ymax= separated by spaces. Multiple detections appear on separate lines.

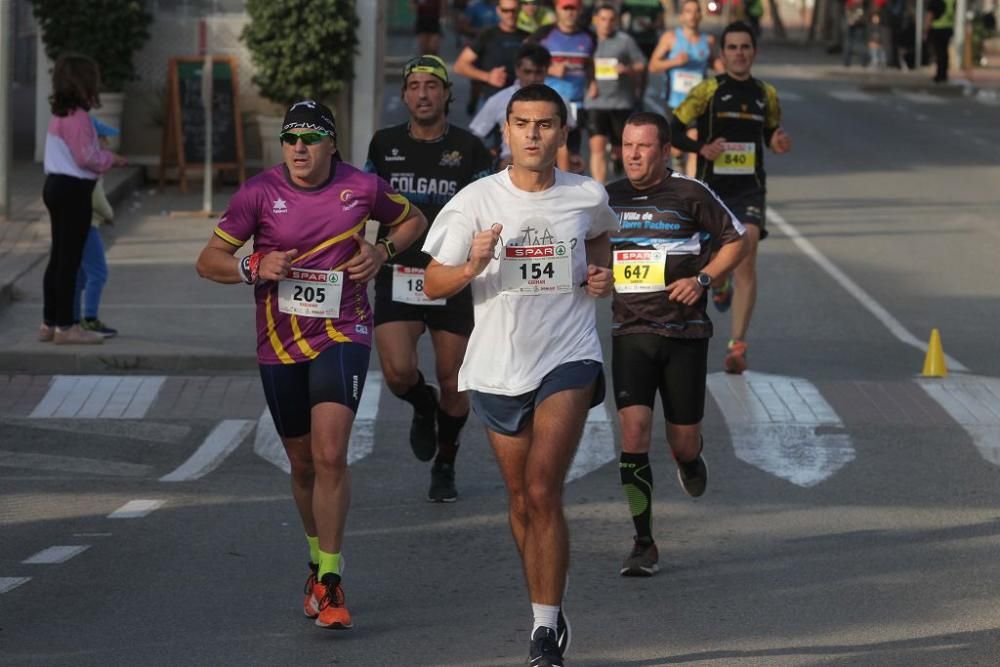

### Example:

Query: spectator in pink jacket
xmin=39 ymin=54 xmax=126 ymax=345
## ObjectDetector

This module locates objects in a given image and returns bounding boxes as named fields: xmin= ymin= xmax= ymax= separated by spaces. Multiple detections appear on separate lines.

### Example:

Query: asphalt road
xmin=2 ymin=42 xmax=1000 ymax=667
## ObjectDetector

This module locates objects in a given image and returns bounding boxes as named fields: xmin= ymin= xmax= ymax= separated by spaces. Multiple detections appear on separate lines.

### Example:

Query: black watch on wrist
xmin=696 ymin=272 xmax=712 ymax=289
xmin=378 ymin=237 xmax=396 ymax=261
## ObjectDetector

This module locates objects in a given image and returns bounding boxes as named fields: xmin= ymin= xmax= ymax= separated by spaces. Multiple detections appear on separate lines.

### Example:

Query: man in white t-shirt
xmin=469 ymin=43 xmax=576 ymax=170
xmin=424 ymin=84 xmax=617 ymax=667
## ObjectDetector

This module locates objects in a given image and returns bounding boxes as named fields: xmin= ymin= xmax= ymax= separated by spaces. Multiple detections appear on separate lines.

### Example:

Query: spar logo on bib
xmin=328 ymin=273 xmax=340 ymax=285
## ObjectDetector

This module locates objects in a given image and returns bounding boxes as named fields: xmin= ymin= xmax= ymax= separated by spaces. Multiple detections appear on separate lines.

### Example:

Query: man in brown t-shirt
xmin=605 ymin=112 xmax=746 ymax=577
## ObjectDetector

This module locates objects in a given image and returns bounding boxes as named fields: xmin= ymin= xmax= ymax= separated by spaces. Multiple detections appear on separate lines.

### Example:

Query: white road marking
xmin=108 ymin=499 xmax=164 ymax=519
xmin=779 ymin=91 xmax=803 ymax=102
xmin=768 ymin=207 xmax=969 ymax=372
xmin=160 ymin=419 xmax=254 ymax=482
xmin=566 ymin=403 xmax=615 ymax=483
xmin=0 ymin=577 xmax=31 ymax=594
xmin=253 ymin=407 xmax=289 ymax=474
xmin=898 ymin=91 xmax=946 ymax=105
xmin=253 ymin=372 xmax=384 ymax=472
xmin=29 ymin=375 xmax=166 ymax=419
xmin=918 ymin=376 xmax=1000 ymax=464
xmin=22 ymin=545 xmax=90 ymax=564
xmin=828 ymin=90 xmax=877 ymax=103
xmin=708 ymin=372 xmax=855 ymax=487
xmin=0 ymin=450 xmax=152 ymax=477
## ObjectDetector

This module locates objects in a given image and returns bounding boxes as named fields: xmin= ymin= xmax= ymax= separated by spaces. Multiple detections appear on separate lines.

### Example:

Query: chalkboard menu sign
xmin=160 ymin=56 xmax=245 ymax=192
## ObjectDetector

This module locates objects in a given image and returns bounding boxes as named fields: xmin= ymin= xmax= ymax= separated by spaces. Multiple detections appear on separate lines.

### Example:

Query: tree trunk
xmin=767 ymin=0 xmax=788 ymax=38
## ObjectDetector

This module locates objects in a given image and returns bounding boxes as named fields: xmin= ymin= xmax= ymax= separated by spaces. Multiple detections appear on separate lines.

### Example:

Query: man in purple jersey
xmin=196 ymin=100 xmax=427 ymax=631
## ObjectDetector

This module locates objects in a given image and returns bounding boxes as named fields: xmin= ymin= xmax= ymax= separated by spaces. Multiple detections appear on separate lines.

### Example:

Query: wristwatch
xmin=377 ymin=237 xmax=397 ymax=261
xmin=696 ymin=272 xmax=712 ymax=289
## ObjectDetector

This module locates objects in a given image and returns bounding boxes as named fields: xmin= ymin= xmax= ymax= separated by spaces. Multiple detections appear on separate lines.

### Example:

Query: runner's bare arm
xmin=665 ymin=235 xmax=746 ymax=305
xmin=583 ymin=232 xmax=614 ymax=298
xmin=196 ymin=236 xmax=243 ymax=284
xmin=345 ymin=206 xmax=427 ymax=282
xmin=196 ymin=236 xmax=298 ymax=284
xmin=424 ymin=223 xmax=502 ymax=300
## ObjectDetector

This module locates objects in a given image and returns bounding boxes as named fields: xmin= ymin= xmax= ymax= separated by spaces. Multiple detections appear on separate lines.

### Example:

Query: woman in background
xmin=39 ymin=54 xmax=125 ymax=345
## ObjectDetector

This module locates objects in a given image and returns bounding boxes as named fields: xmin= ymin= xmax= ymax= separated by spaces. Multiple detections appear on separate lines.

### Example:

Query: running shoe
xmin=557 ymin=607 xmax=571 ymax=656
xmin=711 ymin=275 xmax=733 ymax=312
xmin=409 ymin=384 xmax=439 ymax=462
xmin=38 ymin=323 xmax=54 ymax=342
xmin=620 ymin=537 xmax=659 ymax=577
xmin=724 ymin=339 xmax=748 ymax=375
xmin=677 ymin=452 xmax=708 ymax=498
xmin=427 ymin=460 xmax=457 ymax=503
xmin=81 ymin=318 xmax=118 ymax=338
xmin=303 ymin=563 xmax=321 ymax=618
xmin=315 ymin=573 xmax=353 ymax=629
xmin=528 ymin=627 xmax=563 ymax=667
xmin=53 ymin=324 xmax=103 ymax=345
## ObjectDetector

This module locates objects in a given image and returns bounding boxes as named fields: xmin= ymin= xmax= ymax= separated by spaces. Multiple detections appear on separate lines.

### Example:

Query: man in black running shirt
xmin=670 ymin=21 xmax=791 ymax=375
xmin=365 ymin=55 xmax=492 ymax=502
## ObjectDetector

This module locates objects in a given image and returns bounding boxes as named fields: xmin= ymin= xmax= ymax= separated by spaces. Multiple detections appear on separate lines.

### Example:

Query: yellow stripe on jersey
xmin=384 ymin=194 xmax=412 ymax=227
xmin=763 ymin=82 xmax=782 ymax=129
xmin=265 ymin=291 xmax=295 ymax=364
xmin=673 ymin=77 xmax=719 ymax=126
xmin=214 ymin=227 xmax=245 ymax=247
xmin=293 ymin=219 xmax=367 ymax=266
xmin=325 ymin=319 xmax=351 ymax=343
xmin=290 ymin=315 xmax=320 ymax=360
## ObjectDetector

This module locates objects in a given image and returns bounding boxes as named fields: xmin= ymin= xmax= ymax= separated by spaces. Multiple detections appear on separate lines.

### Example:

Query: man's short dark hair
xmin=506 ymin=84 xmax=568 ymax=127
xmin=625 ymin=112 xmax=671 ymax=147
xmin=721 ymin=20 xmax=757 ymax=50
xmin=516 ymin=43 xmax=552 ymax=69
xmin=595 ymin=2 xmax=617 ymax=14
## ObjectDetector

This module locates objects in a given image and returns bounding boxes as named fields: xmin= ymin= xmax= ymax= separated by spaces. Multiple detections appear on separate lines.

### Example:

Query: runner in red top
xmin=196 ymin=100 xmax=427 ymax=631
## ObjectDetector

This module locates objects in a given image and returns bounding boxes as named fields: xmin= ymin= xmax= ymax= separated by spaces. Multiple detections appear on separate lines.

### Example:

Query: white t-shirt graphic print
xmin=423 ymin=168 xmax=619 ymax=396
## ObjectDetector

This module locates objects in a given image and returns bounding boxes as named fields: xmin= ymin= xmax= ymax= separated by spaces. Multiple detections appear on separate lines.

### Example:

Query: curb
xmin=0 ymin=350 xmax=258 ymax=374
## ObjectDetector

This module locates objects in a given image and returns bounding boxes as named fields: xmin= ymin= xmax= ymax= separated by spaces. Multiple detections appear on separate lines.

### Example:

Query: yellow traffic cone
xmin=921 ymin=328 xmax=948 ymax=378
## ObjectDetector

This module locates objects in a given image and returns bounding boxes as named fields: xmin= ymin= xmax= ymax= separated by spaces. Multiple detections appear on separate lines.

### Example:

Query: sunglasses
xmin=279 ymin=131 xmax=329 ymax=146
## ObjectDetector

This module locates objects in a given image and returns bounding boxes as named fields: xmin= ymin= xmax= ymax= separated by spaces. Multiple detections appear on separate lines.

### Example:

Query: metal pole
xmin=915 ymin=0 xmax=924 ymax=72
xmin=0 ymin=0 xmax=13 ymax=219
xmin=200 ymin=19 xmax=213 ymax=214
xmin=953 ymin=0 xmax=967 ymax=74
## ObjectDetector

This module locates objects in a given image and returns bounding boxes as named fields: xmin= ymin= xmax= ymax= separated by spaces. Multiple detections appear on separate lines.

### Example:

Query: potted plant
xmin=30 ymin=0 xmax=153 ymax=150
xmin=242 ymin=0 xmax=359 ymax=165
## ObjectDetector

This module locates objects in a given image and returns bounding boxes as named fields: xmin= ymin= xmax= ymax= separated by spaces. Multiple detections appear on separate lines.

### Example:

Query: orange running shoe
xmin=711 ymin=276 xmax=733 ymax=313
xmin=315 ymin=574 xmax=353 ymax=630
xmin=303 ymin=563 xmax=321 ymax=618
xmin=724 ymin=339 xmax=748 ymax=375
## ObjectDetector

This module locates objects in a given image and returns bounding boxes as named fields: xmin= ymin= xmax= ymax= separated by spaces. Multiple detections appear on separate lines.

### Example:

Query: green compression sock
xmin=318 ymin=550 xmax=342 ymax=580
xmin=306 ymin=534 xmax=320 ymax=566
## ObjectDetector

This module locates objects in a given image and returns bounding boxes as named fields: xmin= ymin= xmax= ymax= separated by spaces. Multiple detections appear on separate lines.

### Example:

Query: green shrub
xmin=242 ymin=0 xmax=360 ymax=106
xmin=31 ymin=0 xmax=153 ymax=92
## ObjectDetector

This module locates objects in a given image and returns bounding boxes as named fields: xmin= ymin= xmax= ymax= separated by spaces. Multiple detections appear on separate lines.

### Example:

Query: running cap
xmin=403 ymin=54 xmax=450 ymax=86
xmin=557 ymin=0 xmax=582 ymax=8
xmin=282 ymin=100 xmax=337 ymax=140
xmin=91 ymin=116 xmax=120 ymax=138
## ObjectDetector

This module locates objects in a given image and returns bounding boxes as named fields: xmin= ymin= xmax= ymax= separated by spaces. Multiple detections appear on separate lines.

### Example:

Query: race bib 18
xmin=500 ymin=243 xmax=573 ymax=295
xmin=613 ymin=248 xmax=667 ymax=293
xmin=278 ymin=268 xmax=343 ymax=318
xmin=713 ymin=142 xmax=756 ymax=175
xmin=391 ymin=266 xmax=445 ymax=306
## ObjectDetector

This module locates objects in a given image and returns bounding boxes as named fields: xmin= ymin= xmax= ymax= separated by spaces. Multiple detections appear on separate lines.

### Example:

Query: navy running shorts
xmin=469 ymin=359 xmax=606 ymax=436
xmin=259 ymin=342 xmax=372 ymax=438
